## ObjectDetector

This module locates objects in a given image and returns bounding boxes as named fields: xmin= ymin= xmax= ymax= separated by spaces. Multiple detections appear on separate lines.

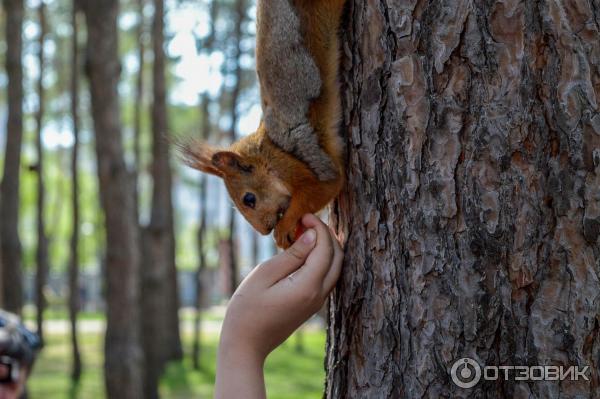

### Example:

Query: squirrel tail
xmin=323 ymin=0 xmax=347 ymax=21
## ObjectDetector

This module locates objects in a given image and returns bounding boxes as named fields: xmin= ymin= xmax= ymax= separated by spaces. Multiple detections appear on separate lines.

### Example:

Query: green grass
xmin=28 ymin=321 xmax=326 ymax=399
xmin=22 ymin=305 xmax=225 ymax=323
xmin=23 ymin=305 xmax=105 ymax=322
xmin=28 ymin=331 xmax=105 ymax=398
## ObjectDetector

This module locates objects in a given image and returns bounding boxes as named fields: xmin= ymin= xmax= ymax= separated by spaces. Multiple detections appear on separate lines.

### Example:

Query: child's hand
xmin=221 ymin=213 xmax=342 ymax=358
xmin=215 ymin=214 xmax=343 ymax=398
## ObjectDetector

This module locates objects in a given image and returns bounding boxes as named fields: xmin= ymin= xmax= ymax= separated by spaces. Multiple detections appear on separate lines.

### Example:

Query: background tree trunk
xmin=34 ymin=0 xmax=49 ymax=344
xmin=192 ymin=172 xmax=208 ymax=370
xmin=250 ymin=232 xmax=259 ymax=267
xmin=0 ymin=0 xmax=24 ymax=315
xmin=141 ymin=0 xmax=182 ymax=395
xmin=156 ymin=0 xmax=183 ymax=363
xmin=225 ymin=0 xmax=247 ymax=295
xmin=191 ymin=0 xmax=218 ymax=368
xmin=133 ymin=0 xmax=146 ymax=222
xmin=79 ymin=1 xmax=144 ymax=398
xmin=326 ymin=1 xmax=600 ymax=398
xmin=192 ymin=94 xmax=211 ymax=371
xmin=68 ymin=0 xmax=82 ymax=382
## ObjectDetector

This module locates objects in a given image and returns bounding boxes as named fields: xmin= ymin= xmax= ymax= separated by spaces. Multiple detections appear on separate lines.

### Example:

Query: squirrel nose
xmin=261 ymin=224 xmax=274 ymax=235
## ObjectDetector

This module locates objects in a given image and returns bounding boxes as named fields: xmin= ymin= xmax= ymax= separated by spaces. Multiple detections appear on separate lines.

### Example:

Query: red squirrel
xmin=181 ymin=0 xmax=346 ymax=248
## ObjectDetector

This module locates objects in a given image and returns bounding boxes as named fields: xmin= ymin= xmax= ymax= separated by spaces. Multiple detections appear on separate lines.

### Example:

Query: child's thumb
xmin=285 ymin=229 xmax=316 ymax=262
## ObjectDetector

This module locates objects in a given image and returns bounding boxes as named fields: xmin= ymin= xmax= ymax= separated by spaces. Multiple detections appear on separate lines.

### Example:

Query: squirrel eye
xmin=242 ymin=192 xmax=256 ymax=209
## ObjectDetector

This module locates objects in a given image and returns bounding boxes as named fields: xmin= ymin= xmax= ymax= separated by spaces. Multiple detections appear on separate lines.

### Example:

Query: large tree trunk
xmin=79 ymin=1 xmax=144 ymax=398
xmin=34 ymin=0 xmax=49 ymax=344
xmin=0 ymin=0 xmax=24 ymax=315
xmin=141 ymin=0 xmax=182 ymax=395
xmin=68 ymin=0 xmax=82 ymax=382
xmin=326 ymin=1 xmax=600 ymax=398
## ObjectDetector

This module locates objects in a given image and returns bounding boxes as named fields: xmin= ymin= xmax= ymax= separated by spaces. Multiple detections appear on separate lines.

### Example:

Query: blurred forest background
xmin=0 ymin=0 xmax=325 ymax=397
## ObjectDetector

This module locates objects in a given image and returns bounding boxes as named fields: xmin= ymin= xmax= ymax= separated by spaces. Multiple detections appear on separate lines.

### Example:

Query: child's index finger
xmin=253 ymin=228 xmax=316 ymax=287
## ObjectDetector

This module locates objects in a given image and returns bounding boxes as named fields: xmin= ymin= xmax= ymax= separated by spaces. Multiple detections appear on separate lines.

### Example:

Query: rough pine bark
xmin=34 ymin=0 xmax=49 ymax=344
xmin=68 ymin=0 xmax=82 ymax=382
xmin=79 ymin=1 xmax=144 ymax=397
xmin=326 ymin=1 xmax=600 ymax=398
xmin=0 ymin=0 xmax=24 ymax=315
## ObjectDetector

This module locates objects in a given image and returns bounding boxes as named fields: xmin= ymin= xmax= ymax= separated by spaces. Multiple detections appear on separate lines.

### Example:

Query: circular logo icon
xmin=450 ymin=357 xmax=481 ymax=388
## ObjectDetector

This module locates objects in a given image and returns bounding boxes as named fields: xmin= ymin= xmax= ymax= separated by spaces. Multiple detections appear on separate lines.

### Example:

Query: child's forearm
xmin=215 ymin=334 xmax=266 ymax=399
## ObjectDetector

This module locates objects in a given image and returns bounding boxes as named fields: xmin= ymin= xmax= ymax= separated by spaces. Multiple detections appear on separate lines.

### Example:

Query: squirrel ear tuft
xmin=175 ymin=139 xmax=224 ymax=178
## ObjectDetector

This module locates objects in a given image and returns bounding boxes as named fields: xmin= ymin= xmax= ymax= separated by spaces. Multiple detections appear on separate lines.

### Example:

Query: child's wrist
xmin=218 ymin=332 xmax=267 ymax=367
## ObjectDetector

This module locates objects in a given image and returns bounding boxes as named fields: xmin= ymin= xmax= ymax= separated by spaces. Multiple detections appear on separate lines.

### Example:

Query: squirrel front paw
xmin=274 ymin=223 xmax=295 ymax=249
xmin=274 ymin=217 xmax=306 ymax=249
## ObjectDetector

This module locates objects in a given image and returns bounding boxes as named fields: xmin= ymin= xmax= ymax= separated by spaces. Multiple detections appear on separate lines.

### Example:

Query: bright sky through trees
xmin=19 ymin=0 xmax=262 ymax=150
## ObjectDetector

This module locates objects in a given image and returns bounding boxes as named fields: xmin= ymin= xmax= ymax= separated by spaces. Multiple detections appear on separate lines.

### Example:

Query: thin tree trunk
xmin=192 ymin=175 xmax=208 ymax=370
xmin=226 ymin=0 xmax=247 ymax=295
xmin=326 ymin=1 xmax=600 ymax=398
xmin=34 ymin=0 xmax=49 ymax=345
xmin=133 ymin=0 xmax=145 ymax=220
xmin=133 ymin=0 xmax=150 ymax=389
xmin=192 ymin=94 xmax=211 ymax=370
xmin=133 ymin=1 xmax=153 ymax=392
xmin=227 ymin=212 xmax=237 ymax=295
xmin=294 ymin=329 xmax=304 ymax=354
xmin=0 ymin=0 xmax=24 ymax=315
xmin=68 ymin=0 xmax=82 ymax=382
xmin=250 ymin=232 xmax=259 ymax=267
xmin=79 ymin=1 xmax=144 ymax=398
xmin=192 ymin=196 xmax=207 ymax=370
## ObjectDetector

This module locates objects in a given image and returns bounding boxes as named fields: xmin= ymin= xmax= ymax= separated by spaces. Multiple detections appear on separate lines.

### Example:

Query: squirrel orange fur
xmin=181 ymin=0 xmax=346 ymax=248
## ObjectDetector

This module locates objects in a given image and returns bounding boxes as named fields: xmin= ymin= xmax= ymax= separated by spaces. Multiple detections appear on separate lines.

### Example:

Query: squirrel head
xmin=179 ymin=140 xmax=292 ymax=235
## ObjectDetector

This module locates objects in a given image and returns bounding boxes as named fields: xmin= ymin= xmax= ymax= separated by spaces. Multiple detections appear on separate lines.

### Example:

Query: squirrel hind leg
xmin=257 ymin=0 xmax=322 ymax=118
